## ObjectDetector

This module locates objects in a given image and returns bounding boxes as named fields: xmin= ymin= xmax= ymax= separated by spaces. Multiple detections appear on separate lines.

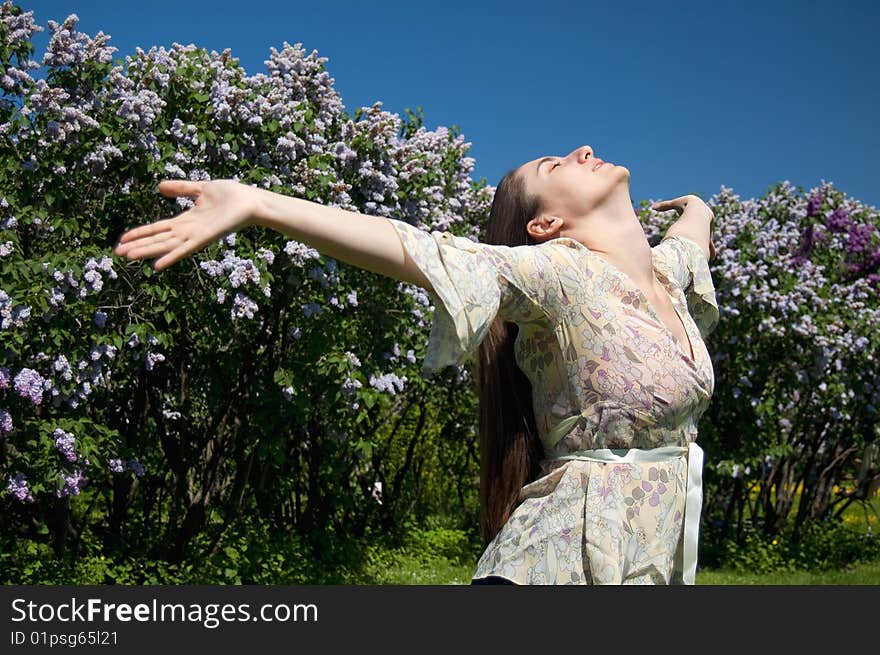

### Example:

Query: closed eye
xmin=551 ymin=162 xmax=561 ymax=171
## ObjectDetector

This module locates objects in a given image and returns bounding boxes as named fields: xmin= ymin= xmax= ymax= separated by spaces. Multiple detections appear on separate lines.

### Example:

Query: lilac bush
xmin=0 ymin=2 xmax=488 ymax=566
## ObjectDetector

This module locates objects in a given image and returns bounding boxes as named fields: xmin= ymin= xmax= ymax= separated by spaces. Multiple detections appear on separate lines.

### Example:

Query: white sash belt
xmin=552 ymin=442 xmax=704 ymax=585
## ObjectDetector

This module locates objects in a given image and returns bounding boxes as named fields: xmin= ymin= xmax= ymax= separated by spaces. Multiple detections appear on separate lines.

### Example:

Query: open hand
xmin=113 ymin=179 xmax=259 ymax=272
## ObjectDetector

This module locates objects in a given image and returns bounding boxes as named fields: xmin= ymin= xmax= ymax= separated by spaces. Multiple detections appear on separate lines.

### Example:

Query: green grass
xmin=349 ymin=497 xmax=880 ymax=584
xmin=695 ymin=560 xmax=880 ymax=585
xmin=369 ymin=557 xmax=880 ymax=585
xmin=358 ymin=552 xmax=477 ymax=585
xmin=363 ymin=523 xmax=880 ymax=585
xmin=370 ymin=556 xmax=880 ymax=585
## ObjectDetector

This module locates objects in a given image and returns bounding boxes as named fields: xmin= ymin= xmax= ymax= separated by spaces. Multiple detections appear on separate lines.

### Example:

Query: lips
xmin=592 ymin=159 xmax=605 ymax=171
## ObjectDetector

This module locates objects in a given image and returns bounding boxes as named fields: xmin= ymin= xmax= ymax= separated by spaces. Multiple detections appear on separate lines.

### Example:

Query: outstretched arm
xmin=113 ymin=179 xmax=435 ymax=293
xmin=253 ymin=186 xmax=434 ymax=292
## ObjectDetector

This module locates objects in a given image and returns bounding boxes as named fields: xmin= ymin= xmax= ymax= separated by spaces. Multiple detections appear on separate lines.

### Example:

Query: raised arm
xmin=652 ymin=194 xmax=716 ymax=261
xmin=113 ymin=179 xmax=435 ymax=293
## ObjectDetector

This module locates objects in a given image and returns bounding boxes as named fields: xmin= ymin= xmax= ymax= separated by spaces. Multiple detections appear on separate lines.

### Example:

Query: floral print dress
xmin=386 ymin=218 xmax=720 ymax=585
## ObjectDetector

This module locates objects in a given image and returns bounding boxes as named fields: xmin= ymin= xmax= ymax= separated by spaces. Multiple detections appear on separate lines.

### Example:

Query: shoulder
xmin=655 ymin=233 xmax=712 ymax=263
xmin=652 ymin=235 xmax=704 ymax=261
xmin=538 ymin=236 xmax=586 ymax=252
xmin=531 ymin=236 xmax=587 ymax=264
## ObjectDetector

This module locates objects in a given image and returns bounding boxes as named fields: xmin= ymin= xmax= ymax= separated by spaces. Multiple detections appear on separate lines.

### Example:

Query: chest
xmin=644 ymin=288 xmax=694 ymax=362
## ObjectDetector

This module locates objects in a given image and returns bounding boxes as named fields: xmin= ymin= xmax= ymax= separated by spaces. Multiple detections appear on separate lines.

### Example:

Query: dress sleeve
xmin=387 ymin=218 xmax=563 ymax=376
xmin=652 ymin=235 xmax=720 ymax=340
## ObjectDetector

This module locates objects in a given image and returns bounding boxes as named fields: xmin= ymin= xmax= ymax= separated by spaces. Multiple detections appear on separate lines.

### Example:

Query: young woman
xmin=114 ymin=145 xmax=718 ymax=585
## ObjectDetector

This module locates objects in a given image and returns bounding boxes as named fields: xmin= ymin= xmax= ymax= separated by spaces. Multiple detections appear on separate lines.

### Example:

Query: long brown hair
xmin=475 ymin=168 xmax=547 ymax=543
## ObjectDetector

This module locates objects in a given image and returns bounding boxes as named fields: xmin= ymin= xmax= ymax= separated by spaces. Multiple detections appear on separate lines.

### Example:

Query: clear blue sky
xmin=20 ymin=0 xmax=880 ymax=209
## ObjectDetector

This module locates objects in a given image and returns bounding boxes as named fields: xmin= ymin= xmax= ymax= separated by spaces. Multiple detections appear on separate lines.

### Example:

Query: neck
xmin=566 ymin=192 xmax=657 ymax=291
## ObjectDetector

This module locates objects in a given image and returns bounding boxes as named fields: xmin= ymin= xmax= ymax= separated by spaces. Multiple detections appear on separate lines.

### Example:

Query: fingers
xmin=158 ymin=179 xmax=204 ymax=197
xmin=651 ymin=196 xmax=690 ymax=211
xmin=116 ymin=231 xmax=178 ymax=261
xmin=113 ymin=228 xmax=172 ymax=259
xmin=113 ymin=223 xmax=189 ymax=271
xmin=116 ymin=181 xmax=199 ymax=250
xmin=154 ymin=241 xmax=193 ymax=272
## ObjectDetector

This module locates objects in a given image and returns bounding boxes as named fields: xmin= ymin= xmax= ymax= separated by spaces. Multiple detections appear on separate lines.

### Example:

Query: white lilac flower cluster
xmin=396 ymin=282 xmax=433 ymax=330
xmin=368 ymin=372 xmax=407 ymax=396
xmin=380 ymin=342 xmax=415 ymax=366
xmin=283 ymin=241 xmax=322 ymax=267
xmin=0 ymin=289 xmax=30 ymax=330
xmin=5 ymin=340 xmax=119 ymax=412
xmin=123 ymin=333 xmax=165 ymax=373
xmin=340 ymin=376 xmax=362 ymax=411
xmin=37 ymin=255 xmax=118 ymax=317
xmin=199 ymin=249 xmax=271 ymax=319
xmin=337 ymin=350 xmax=363 ymax=408
xmin=0 ymin=4 xmax=42 ymax=93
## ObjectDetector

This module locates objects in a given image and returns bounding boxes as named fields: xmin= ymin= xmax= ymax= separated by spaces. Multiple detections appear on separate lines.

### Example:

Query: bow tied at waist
xmin=542 ymin=403 xmax=704 ymax=585
xmin=543 ymin=401 xmax=697 ymax=454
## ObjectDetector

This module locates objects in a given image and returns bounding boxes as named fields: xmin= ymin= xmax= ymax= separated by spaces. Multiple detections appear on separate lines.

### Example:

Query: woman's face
xmin=517 ymin=145 xmax=629 ymax=231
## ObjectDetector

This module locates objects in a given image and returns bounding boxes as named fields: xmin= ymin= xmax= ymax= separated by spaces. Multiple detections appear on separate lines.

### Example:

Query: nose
xmin=572 ymin=146 xmax=593 ymax=164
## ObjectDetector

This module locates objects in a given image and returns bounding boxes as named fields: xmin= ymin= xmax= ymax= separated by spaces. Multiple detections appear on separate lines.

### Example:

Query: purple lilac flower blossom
xmin=53 ymin=428 xmax=77 ymax=462
xmin=13 ymin=368 xmax=44 ymax=405
xmin=145 ymin=352 xmax=165 ymax=371
xmin=56 ymin=468 xmax=86 ymax=497
xmin=7 ymin=473 xmax=34 ymax=503
xmin=0 ymin=408 xmax=12 ymax=435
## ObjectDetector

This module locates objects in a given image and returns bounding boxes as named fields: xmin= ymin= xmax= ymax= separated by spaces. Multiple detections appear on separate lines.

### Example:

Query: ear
xmin=526 ymin=213 xmax=564 ymax=241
